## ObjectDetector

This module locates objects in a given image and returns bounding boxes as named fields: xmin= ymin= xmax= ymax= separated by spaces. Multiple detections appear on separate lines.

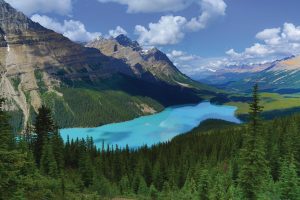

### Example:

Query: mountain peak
xmin=115 ymin=34 xmax=129 ymax=41
xmin=115 ymin=34 xmax=141 ymax=51
xmin=146 ymin=48 xmax=172 ymax=63
xmin=0 ymin=0 xmax=44 ymax=34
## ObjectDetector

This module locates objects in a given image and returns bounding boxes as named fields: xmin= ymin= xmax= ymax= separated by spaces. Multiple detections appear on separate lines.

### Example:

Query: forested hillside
xmin=1 ymin=85 xmax=300 ymax=199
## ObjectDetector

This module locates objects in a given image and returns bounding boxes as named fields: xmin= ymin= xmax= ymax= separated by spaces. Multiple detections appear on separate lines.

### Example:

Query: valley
xmin=194 ymin=55 xmax=300 ymax=120
xmin=1 ymin=0 xmax=300 ymax=199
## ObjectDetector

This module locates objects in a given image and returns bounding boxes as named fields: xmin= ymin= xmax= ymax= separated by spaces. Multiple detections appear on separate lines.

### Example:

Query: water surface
xmin=60 ymin=102 xmax=240 ymax=148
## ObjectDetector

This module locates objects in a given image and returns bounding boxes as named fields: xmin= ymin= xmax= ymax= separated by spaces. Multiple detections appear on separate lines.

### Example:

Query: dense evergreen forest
xmin=1 ymin=84 xmax=300 ymax=199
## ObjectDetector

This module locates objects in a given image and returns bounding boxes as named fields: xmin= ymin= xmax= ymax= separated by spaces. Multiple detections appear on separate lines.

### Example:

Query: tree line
xmin=0 ymin=84 xmax=300 ymax=199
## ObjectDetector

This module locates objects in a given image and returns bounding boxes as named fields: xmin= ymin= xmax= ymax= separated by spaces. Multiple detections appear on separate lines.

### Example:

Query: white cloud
xmin=169 ymin=23 xmax=300 ymax=78
xmin=99 ymin=0 xmax=226 ymax=45
xmin=135 ymin=15 xmax=187 ymax=45
xmin=168 ymin=50 xmax=196 ymax=62
xmin=186 ymin=0 xmax=226 ymax=30
xmin=108 ymin=26 xmax=127 ymax=38
xmin=31 ymin=14 xmax=101 ymax=42
xmin=6 ymin=0 xmax=72 ymax=15
xmin=97 ymin=0 xmax=193 ymax=13
xmin=256 ymin=27 xmax=281 ymax=45
xmin=282 ymin=23 xmax=300 ymax=42
xmin=244 ymin=43 xmax=271 ymax=56
xmin=167 ymin=50 xmax=201 ymax=73
xmin=226 ymin=23 xmax=300 ymax=63
xmin=225 ymin=49 xmax=240 ymax=57
xmin=168 ymin=50 xmax=185 ymax=58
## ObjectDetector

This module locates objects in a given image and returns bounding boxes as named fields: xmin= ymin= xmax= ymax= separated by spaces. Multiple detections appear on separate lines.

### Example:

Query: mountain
xmin=197 ymin=55 xmax=300 ymax=93
xmin=0 ymin=0 xmax=217 ymax=131
xmin=0 ymin=0 xmax=134 ymax=129
xmin=87 ymin=34 xmax=207 ymax=88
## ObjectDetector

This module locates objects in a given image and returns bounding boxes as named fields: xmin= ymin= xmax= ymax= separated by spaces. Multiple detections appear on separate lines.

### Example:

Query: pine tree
xmin=132 ymin=173 xmax=141 ymax=194
xmin=34 ymin=105 xmax=55 ymax=165
xmin=238 ymin=84 xmax=269 ymax=199
xmin=197 ymin=169 xmax=210 ymax=200
xmin=17 ymin=137 xmax=37 ymax=175
xmin=182 ymin=176 xmax=198 ymax=200
xmin=138 ymin=176 xmax=149 ymax=196
xmin=0 ymin=98 xmax=26 ymax=199
xmin=209 ymin=172 xmax=226 ymax=200
xmin=149 ymin=184 xmax=158 ymax=200
xmin=112 ymin=144 xmax=122 ymax=182
xmin=40 ymin=138 xmax=58 ymax=177
xmin=51 ymin=129 xmax=65 ymax=172
xmin=78 ymin=150 xmax=94 ymax=187
xmin=152 ymin=161 xmax=163 ymax=191
xmin=161 ymin=181 xmax=171 ymax=197
xmin=119 ymin=175 xmax=131 ymax=195
xmin=0 ymin=98 xmax=14 ymax=149
xmin=279 ymin=156 xmax=300 ymax=200
xmin=143 ymin=159 xmax=152 ymax=186
xmin=92 ymin=174 xmax=113 ymax=196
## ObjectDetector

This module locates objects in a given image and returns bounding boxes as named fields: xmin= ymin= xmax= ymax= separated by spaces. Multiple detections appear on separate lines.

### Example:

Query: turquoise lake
xmin=60 ymin=102 xmax=241 ymax=148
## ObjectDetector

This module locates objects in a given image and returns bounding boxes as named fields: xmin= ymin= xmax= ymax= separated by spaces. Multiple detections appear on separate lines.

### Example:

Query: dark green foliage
xmin=33 ymin=105 xmax=55 ymax=165
xmin=279 ymin=156 xmax=300 ymax=199
xmin=10 ymin=76 xmax=21 ymax=91
xmin=238 ymin=84 xmax=269 ymax=199
xmin=149 ymin=184 xmax=158 ymax=200
xmin=34 ymin=70 xmax=47 ymax=94
xmin=40 ymin=139 xmax=58 ymax=177
xmin=42 ymin=88 xmax=164 ymax=128
xmin=78 ymin=149 xmax=94 ymax=187
xmin=119 ymin=175 xmax=131 ymax=195
xmin=0 ymin=98 xmax=14 ymax=149
xmin=137 ymin=176 xmax=149 ymax=195
xmin=249 ymin=84 xmax=263 ymax=132
xmin=0 ymin=99 xmax=27 ymax=199
xmin=51 ymin=130 xmax=65 ymax=171
xmin=2 ymin=84 xmax=300 ymax=199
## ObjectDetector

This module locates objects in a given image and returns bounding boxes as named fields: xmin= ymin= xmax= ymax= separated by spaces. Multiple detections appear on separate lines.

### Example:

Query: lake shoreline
xmin=61 ymin=102 xmax=240 ymax=148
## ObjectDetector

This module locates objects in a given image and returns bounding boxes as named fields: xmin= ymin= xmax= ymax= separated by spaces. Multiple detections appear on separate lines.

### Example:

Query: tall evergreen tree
xmin=34 ymin=105 xmax=55 ymax=165
xmin=119 ymin=175 xmax=131 ymax=195
xmin=40 ymin=138 xmax=58 ymax=177
xmin=138 ymin=176 xmax=149 ymax=196
xmin=0 ymin=98 xmax=26 ymax=199
xmin=78 ymin=150 xmax=94 ymax=187
xmin=209 ymin=172 xmax=227 ymax=200
xmin=0 ymin=98 xmax=14 ymax=149
xmin=279 ymin=156 xmax=300 ymax=199
xmin=182 ymin=176 xmax=198 ymax=200
xmin=197 ymin=168 xmax=210 ymax=200
xmin=238 ymin=84 xmax=269 ymax=199
xmin=51 ymin=129 xmax=65 ymax=172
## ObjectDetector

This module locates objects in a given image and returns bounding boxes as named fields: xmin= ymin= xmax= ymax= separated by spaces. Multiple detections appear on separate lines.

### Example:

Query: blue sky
xmin=5 ymin=0 xmax=300 ymax=76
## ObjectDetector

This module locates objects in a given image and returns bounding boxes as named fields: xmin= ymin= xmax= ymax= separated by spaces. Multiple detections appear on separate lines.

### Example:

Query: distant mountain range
xmin=0 ymin=0 xmax=217 ymax=131
xmin=197 ymin=55 xmax=300 ymax=93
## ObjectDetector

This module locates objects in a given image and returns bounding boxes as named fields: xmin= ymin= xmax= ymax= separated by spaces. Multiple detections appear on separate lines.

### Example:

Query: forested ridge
xmin=0 ymin=84 xmax=300 ymax=199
